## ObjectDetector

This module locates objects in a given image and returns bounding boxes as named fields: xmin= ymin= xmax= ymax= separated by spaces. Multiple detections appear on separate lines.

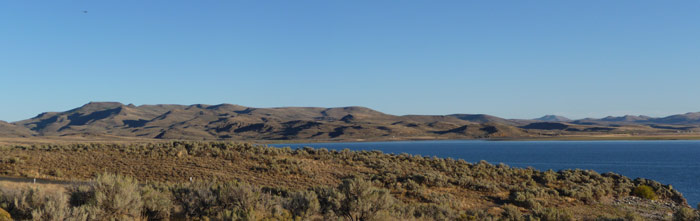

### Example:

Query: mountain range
xmin=1 ymin=102 xmax=699 ymax=141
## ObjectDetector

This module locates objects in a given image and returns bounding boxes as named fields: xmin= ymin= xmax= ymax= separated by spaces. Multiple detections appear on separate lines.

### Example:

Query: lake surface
xmin=269 ymin=140 xmax=700 ymax=207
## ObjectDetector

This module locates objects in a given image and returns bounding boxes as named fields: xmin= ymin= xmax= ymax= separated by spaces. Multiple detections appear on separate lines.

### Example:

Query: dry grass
xmin=0 ymin=181 xmax=66 ymax=195
xmin=0 ymin=141 xmax=693 ymax=220
xmin=0 ymin=136 xmax=163 ymax=146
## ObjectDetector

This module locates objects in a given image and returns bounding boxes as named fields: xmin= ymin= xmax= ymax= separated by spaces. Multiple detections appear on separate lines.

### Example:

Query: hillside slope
xmin=535 ymin=115 xmax=571 ymax=122
xmin=2 ymin=102 xmax=700 ymax=141
xmin=7 ymin=102 xmax=528 ymax=140
xmin=0 ymin=121 xmax=34 ymax=137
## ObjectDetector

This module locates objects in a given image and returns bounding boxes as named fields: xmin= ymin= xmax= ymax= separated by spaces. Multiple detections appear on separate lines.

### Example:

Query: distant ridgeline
xmin=1 ymin=102 xmax=700 ymax=140
xmin=0 ymin=141 xmax=697 ymax=220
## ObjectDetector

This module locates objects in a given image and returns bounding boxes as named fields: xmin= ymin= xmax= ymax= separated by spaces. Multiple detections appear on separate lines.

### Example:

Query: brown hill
xmin=6 ymin=102 xmax=528 ymax=140
xmin=601 ymin=115 xmax=652 ymax=123
xmin=0 ymin=121 xmax=35 ymax=137
xmin=448 ymin=113 xmax=523 ymax=125
xmin=534 ymin=115 xmax=571 ymax=122
xmin=571 ymin=112 xmax=700 ymax=126
xmin=4 ymin=102 xmax=700 ymax=141
xmin=653 ymin=112 xmax=700 ymax=124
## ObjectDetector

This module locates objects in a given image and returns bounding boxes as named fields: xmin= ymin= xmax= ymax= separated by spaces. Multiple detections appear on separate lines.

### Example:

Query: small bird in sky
xmin=83 ymin=10 xmax=88 ymax=13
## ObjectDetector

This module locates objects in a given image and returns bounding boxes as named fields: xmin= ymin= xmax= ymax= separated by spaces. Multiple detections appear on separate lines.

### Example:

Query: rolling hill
xmin=2 ymin=102 xmax=700 ymax=141
xmin=0 ymin=120 xmax=34 ymax=137
xmin=4 ymin=102 xmax=529 ymax=140
xmin=534 ymin=115 xmax=571 ymax=122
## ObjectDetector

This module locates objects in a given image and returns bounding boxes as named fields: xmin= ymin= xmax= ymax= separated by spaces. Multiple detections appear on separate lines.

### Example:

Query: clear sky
xmin=1 ymin=1 xmax=699 ymax=122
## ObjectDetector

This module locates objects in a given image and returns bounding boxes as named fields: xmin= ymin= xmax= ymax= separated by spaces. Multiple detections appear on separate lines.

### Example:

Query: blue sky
xmin=1 ymin=1 xmax=699 ymax=122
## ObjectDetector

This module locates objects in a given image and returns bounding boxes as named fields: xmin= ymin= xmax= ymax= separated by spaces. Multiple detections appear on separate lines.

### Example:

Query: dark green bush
xmin=632 ymin=185 xmax=657 ymax=200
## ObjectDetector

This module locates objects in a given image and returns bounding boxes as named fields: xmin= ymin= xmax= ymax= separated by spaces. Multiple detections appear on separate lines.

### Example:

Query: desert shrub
xmin=261 ymin=186 xmax=290 ymax=198
xmin=65 ymin=205 xmax=100 ymax=221
xmin=216 ymin=182 xmax=259 ymax=220
xmin=0 ymin=187 xmax=45 ymax=219
xmin=87 ymin=174 xmax=143 ymax=220
xmin=463 ymin=209 xmax=498 ymax=221
xmin=425 ymin=192 xmax=458 ymax=208
xmin=623 ymin=212 xmax=645 ymax=221
xmin=509 ymin=191 xmax=539 ymax=209
xmin=67 ymin=185 xmax=94 ymax=207
xmin=403 ymin=179 xmax=422 ymax=191
xmin=382 ymin=203 xmax=413 ymax=220
xmin=313 ymin=186 xmax=341 ymax=218
xmin=0 ymin=187 xmax=71 ymax=221
xmin=536 ymin=170 xmax=558 ymax=184
xmin=412 ymin=204 xmax=458 ymax=220
xmin=257 ymin=193 xmax=290 ymax=220
xmin=0 ymin=141 xmax=690 ymax=220
xmin=533 ymin=207 xmax=573 ymax=221
xmin=173 ymin=181 xmax=262 ymax=219
xmin=49 ymin=169 xmax=63 ymax=177
xmin=409 ymin=172 xmax=450 ymax=188
xmin=403 ymin=180 xmax=427 ymax=200
xmin=172 ymin=182 xmax=217 ymax=216
xmin=0 ymin=187 xmax=39 ymax=219
xmin=8 ymin=157 xmax=22 ymax=164
xmin=559 ymin=184 xmax=596 ymax=204
xmin=29 ymin=192 xmax=70 ymax=221
xmin=140 ymin=185 xmax=173 ymax=220
xmin=284 ymin=190 xmax=319 ymax=219
xmin=633 ymin=178 xmax=686 ymax=204
xmin=329 ymin=177 xmax=395 ymax=221
xmin=632 ymin=185 xmax=657 ymax=200
xmin=593 ymin=215 xmax=625 ymax=221
xmin=217 ymin=209 xmax=256 ymax=221
xmin=673 ymin=207 xmax=698 ymax=221
xmin=501 ymin=204 xmax=524 ymax=221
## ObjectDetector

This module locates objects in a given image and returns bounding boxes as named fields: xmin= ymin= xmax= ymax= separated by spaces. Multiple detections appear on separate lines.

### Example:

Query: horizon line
xmin=2 ymin=101 xmax=698 ymax=123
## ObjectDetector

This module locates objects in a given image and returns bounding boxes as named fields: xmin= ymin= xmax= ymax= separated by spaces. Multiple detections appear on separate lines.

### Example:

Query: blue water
xmin=269 ymin=140 xmax=700 ymax=207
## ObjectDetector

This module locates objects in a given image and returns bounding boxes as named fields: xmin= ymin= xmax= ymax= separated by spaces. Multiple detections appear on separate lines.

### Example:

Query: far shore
xmin=263 ymin=134 xmax=700 ymax=145
xmin=3 ymin=133 xmax=700 ymax=146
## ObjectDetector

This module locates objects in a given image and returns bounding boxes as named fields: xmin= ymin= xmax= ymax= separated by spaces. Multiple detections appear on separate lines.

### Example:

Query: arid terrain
xmin=0 ymin=141 xmax=698 ymax=220
xmin=1 ymin=103 xmax=700 ymax=220
xmin=1 ymin=102 xmax=700 ymax=142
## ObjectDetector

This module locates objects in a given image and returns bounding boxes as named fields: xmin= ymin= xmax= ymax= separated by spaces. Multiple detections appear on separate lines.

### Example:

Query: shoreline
xmin=258 ymin=134 xmax=700 ymax=145
xmin=3 ymin=134 xmax=700 ymax=146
